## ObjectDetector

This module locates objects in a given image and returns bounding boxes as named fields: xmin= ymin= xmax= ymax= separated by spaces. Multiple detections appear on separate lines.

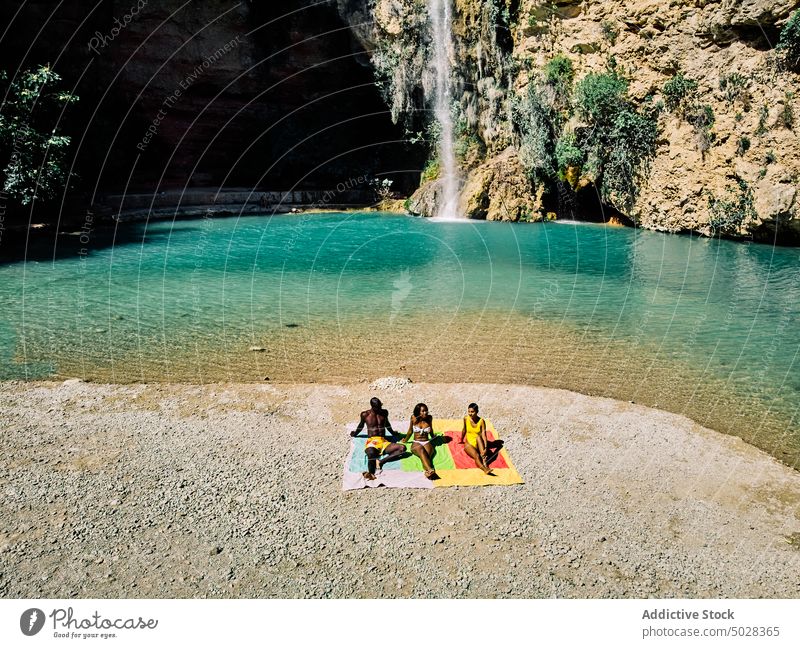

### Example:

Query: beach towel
xmin=342 ymin=418 xmax=524 ymax=490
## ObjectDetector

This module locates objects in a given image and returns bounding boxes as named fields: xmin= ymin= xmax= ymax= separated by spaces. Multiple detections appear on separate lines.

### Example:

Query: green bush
xmin=421 ymin=158 xmax=440 ymax=183
xmin=544 ymin=54 xmax=575 ymax=111
xmin=574 ymin=72 xmax=628 ymax=127
xmin=544 ymin=54 xmax=574 ymax=86
xmin=736 ymin=136 xmax=751 ymax=156
xmin=778 ymin=10 xmax=800 ymax=71
xmin=601 ymin=20 xmax=619 ymax=45
xmin=662 ymin=73 xmax=697 ymax=114
xmin=545 ymin=55 xmax=573 ymax=87
xmin=719 ymin=72 xmax=751 ymax=107
xmin=708 ymin=179 xmax=756 ymax=235
xmin=573 ymin=72 xmax=658 ymax=211
xmin=514 ymin=83 xmax=558 ymax=182
xmin=602 ymin=108 xmax=659 ymax=212
xmin=0 ymin=66 xmax=78 ymax=205
xmin=555 ymin=133 xmax=584 ymax=175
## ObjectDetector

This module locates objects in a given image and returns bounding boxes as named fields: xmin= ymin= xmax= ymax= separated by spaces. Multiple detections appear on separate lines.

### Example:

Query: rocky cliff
xmin=339 ymin=0 xmax=800 ymax=243
xmin=0 ymin=0 xmax=423 ymax=224
xmin=4 ymin=0 xmax=799 ymax=242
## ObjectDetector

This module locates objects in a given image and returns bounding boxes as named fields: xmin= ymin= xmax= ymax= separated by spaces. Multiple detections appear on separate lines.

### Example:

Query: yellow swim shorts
xmin=365 ymin=436 xmax=391 ymax=453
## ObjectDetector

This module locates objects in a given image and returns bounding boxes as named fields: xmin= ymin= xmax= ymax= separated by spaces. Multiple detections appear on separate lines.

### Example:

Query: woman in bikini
xmin=402 ymin=402 xmax=438 ymax=480
xmin=460 ymin=402 xmax=493 ymax=474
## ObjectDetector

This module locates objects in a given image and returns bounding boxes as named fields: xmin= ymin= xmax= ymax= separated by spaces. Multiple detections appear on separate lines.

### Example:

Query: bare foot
xmin=362 ymin=471 xmax=376 ymax=481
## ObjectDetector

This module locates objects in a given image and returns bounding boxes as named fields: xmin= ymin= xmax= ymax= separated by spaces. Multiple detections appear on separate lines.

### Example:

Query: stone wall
xmin=339 ymin=0 xmax=800 ymax=242
xmin=0 ymin=0 xmax=423 ymax=224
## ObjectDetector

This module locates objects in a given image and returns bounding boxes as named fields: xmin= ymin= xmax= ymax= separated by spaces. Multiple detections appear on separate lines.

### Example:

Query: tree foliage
xmin=778 ymin=9 xmax=800 ymax=71
xmin=573 ymin=72 xmax=657 ymax=211
xmin=662 ymin=73 xmax=697 ymax=114
xmin=0 ymin=65 xmax=78 ymax=205
xmin=513 ymin=82 xmax=558 ymax=183
xmin=708 ymin=179 xmax=756 ymax=235
xmin=574 ymin=72 xmax=628 ymax=128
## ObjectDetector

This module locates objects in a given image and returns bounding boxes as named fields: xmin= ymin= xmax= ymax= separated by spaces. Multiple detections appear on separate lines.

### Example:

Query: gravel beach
xmin=1 ymin=379 xmax=799 ymax=598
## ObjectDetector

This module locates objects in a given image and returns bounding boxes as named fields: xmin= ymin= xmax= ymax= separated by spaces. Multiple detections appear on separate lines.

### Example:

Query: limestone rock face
xmin=358 ymin=0 xmax=800 ymax=240
xmin=458 ymin=149 xmax=541 ymax=221
xmin=409 ymin=150 xmax=540 ymax=221
xmin=408 ymin=180 xmax=439 ymax=217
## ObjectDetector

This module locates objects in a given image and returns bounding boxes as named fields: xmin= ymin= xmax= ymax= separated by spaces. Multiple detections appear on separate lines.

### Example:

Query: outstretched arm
xmin=459 ymin=417 xmax=466 ymax=444
xmin=384 ymin=411 xmax=401 ymax=439
xmin=350 ymin=412 xmax=366 ymax=437
xmin=402 ymin=416 xmax=414 ymax=444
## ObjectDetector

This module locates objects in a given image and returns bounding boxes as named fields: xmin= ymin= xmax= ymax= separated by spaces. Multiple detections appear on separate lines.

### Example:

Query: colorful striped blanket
xmin=342 ymin=418 xmax=524 ymax=490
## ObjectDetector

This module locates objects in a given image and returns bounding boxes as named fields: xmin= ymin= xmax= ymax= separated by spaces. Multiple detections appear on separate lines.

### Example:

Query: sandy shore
xmin=1 ymin=379 xmax=799 ymax=598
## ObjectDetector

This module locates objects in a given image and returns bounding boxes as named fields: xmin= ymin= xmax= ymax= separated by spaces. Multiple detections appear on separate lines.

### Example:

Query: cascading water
xmin=427 ymin=0 xmax=461 ymax=220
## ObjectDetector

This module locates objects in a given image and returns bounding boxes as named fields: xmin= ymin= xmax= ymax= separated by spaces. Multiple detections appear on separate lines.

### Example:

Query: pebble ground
xmin=1 ymin=379 xmax=799 ymax=598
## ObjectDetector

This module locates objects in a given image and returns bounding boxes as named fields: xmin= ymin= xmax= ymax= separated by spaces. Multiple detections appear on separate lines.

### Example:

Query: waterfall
xmin=427 ymin=0 xmax=461 ymax=220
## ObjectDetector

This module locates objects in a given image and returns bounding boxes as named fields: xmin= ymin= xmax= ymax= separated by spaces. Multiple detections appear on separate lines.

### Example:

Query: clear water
xmin=1 ymin=212 xmax=799 ymax=466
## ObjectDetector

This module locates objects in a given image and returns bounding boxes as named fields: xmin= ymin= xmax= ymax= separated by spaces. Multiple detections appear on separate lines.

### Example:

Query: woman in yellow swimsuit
xmin=460 ymin=402 xmax=493 ymax=474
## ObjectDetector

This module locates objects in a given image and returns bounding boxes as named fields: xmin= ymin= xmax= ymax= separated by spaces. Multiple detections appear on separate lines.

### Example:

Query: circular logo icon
xmin=20 ymin=608 xmax=45 ymax=636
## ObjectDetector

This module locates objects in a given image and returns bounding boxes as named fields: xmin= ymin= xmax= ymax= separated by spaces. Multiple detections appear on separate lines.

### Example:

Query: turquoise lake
xmin=1 ymin=212 xmax=798 ymax=466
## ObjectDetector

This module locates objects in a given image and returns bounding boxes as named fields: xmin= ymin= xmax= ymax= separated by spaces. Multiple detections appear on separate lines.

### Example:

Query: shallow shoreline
xmin=1 ymin=379 xmax=799 ymax=598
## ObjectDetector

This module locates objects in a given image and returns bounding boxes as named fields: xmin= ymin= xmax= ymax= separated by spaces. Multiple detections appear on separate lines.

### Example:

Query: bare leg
xmin=379 ymin=442 xmax=406 ymax=468
xmin=476 ymin=435 xmax=488 ymax=462
xmin=464 ymin=443 xmax=492 ymax=474
xmin=423 ymin=441 xmax=439 ymax=479
xmin=423 ymin=442 xmax=435 ymax=461
xmin=412 ymin=442 xmax=435 ymax=476
xmin=363 ymin=447 xmax=379 ymax=479
xmin=423 ymin=443 xmax=438 ymax=478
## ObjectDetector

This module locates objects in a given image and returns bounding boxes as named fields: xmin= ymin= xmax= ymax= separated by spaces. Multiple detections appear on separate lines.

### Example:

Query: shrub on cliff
xmin=719 ymin=72 xmax=751 ymax=108
xmin=686 ymin=104 xmax=715 ymax=155
xmin=602 ymin=108 xmax=659 ymax=212
xmin=544 ymin=54 xmax=574 ymax=110
xmin=514 ymin=82 xmax=558 ymax=183
xmin=662 ymin=73 xmax=697 ymax=115
xmin=0 ymin=66 xmax=78 ymax=206
xmin=573 ymin=72 xmax=658 ymax=212
xmin=778 ymin=10 xmax=800 ymax=71
xmin=574 ymin=72 xmax=628 ymax=128
xmin=708 ymin=179 xmax=757 ymax=236
xmin=555 ymin=132 xmax=584 ymax=181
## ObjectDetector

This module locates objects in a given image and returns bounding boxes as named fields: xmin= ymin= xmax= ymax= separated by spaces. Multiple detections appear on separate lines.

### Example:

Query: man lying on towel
xmin=350 ymin=397 xmax=406 ymax=480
